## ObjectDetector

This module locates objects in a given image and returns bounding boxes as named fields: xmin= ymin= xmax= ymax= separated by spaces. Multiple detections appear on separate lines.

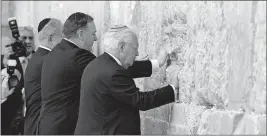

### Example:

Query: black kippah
xmin=38 ymin=18 xmax=51 ymax=33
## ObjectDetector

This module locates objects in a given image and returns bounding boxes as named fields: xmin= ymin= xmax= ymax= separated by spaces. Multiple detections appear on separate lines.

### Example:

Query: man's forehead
xmin=20 ymin=30 xmax=34 ymax=36
xmin=125 ymin=34 xmax=139 ymax=48
xmin=87 ymin=22 xmax=96 ymax=31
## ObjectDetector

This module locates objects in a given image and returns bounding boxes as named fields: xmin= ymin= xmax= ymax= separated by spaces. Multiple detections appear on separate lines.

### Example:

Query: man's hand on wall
xmin=170 ymin=70 xmax=179 ymax=102
xmin=157 ymin=48 xmax=168 ymax=67
xmin=171 ymin=70 xmax=179 ymax=90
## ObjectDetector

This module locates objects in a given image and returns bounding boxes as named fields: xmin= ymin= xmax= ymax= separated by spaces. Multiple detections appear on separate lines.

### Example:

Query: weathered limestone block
xmin=141 ymin=117 xmax=169 ymax=135
xmin=233 ymin=114 xmax=266 ymax=135
xmin=167 ymin=124 xmax=192 ymax=135
xmin=169 ymin=103 xmax=206 ymax=126
xmin=197 ymin=109 xmax=245 ymax=135
xmin=249 ymin=1 xmax=266 ymax=114
xmin=223 ymin=1 xmax=255 ymax=110
xmin=136 ymin=1 xmax=167 ymax=92
xmin=162 ymin=1 xmax=194 ymax=104
xmin=192 ymin=88 xmax=229 ymax=109
xmin=187 ymin=1 xmax=231 ymax=107
xmin=258 ymin=115 xmax=267 ymax=134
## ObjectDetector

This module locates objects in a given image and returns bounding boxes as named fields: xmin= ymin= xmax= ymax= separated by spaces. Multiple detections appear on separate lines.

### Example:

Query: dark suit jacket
xmin=1 ymin=54 xmax=5 ymax=70
xmin=24 ymin=47 xmax=50 ymax=134
xmin=38 ymin=39 xmax=153 ymax=135
xmin=74 ymin=53 xmax=175 ymax=135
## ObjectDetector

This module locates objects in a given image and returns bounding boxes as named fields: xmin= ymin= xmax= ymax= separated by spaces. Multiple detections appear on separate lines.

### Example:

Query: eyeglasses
xmin=21 ymin=36 xmax=33 ymax=41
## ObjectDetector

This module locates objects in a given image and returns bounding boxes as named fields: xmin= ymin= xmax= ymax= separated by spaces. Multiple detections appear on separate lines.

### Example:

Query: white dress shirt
xmin=39 ymin=45 xmax=52 ymax=51
xmin=64 ymin=38 xmax=78 ymax=46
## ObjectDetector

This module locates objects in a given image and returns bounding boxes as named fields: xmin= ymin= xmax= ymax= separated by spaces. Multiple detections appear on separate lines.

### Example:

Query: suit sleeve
xmin=1 ymin=55 xmax=5 ymax=70
xmin=74 ymin=49 xmax=96 ymax=75
xmin=110 ymin=69 xmax=174 ymax=111
xmin=127 ymin=60 xmax=152 ymax=78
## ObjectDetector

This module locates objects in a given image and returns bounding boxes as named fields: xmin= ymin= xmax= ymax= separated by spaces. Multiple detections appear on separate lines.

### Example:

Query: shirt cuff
xmin=1 ymin=98 xmax=7 ymax=104
xmin=169 ymin=84 xmax=179 ymax=102
xmin=150 ymin=59 xmax=160 ymax=74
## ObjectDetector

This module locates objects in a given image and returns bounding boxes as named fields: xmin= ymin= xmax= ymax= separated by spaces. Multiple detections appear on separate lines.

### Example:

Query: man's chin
xmin=26 ymin=51 xmax=32 ymax=56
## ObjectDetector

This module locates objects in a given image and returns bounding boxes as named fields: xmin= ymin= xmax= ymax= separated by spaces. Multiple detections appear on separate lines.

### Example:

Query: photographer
xmin=2 ymin=26 xmax=35 ymax=70
xmin=1 ymin=25 xmax=35 ymax=135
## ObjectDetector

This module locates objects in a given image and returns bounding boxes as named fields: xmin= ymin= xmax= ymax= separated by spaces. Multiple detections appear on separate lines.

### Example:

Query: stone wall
xmin=2 ymin=1 xmax=266 ymax=135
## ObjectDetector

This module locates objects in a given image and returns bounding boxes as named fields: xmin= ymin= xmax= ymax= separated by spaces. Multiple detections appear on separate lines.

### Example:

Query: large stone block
xmin=167 ymin=124 xmax=191 ymax=135
xmin=141 ymin=103 xmax=172 ymax=125
xmin=255 ymin=1 xmax=266 ymax=25
xmin=223 ymin=1 xmax=255 ymax=110
xmin=141 ymin=117 xmax=154 ymax=135
xmin=153 ymin=103 xmax=172 ymax=122
xmin=141 ymin=117 xmax=169 ymax=135
xmin=187 ymin=1 xmax=232 ymax=108
xmin=170 ymin=103 xmax=206 ymax=126
xmin=258 ymin=115 xmax=267 ymax=135
xmin=197 ymin=109 xmax=245 ymax=135
xmin=249 ymin=0 xmax=266 ymax=114
xmin=234 ymin=114 xmax=266 ymax=135
xmin=192 ymin=88 xmax=229 ymax=109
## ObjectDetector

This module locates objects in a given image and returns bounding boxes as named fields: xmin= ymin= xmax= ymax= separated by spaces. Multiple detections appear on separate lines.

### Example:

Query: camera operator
xmin=1 ymin=25 xmax=35 ymax=135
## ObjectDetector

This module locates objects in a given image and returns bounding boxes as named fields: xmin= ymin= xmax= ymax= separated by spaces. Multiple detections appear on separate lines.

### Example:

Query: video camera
xmin=6 ymin=17 xmax=27 ymax=89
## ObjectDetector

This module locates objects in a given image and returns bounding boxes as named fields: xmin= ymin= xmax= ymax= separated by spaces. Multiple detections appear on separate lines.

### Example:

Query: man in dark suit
xmin=23 ymin=18 xmax=63 ymax=135
xmin=75 ymin=25 xmax=179 ymax=135
xmin=38 ymin=13 xmax=168 ymax=135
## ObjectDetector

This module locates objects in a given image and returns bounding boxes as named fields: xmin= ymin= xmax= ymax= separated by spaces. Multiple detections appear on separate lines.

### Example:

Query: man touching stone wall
xmin=6 ymin=1 xmax=266 ymax=135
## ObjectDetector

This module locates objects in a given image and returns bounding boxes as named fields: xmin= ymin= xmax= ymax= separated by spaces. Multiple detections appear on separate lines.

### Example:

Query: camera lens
xmin=8 ymin=75 xmax=20 ymax=89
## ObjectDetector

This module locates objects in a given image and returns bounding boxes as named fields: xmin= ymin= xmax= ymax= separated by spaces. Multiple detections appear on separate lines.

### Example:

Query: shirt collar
xmin=105 ymin=52 xmax=122 ymax=66
xmin=39 ymin=45 xmax=52 ymax=51
xmin=64 ymin=38 xmax=78 ymax=47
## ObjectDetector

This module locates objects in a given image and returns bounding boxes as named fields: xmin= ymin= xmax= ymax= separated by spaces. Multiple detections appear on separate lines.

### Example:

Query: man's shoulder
xmin=90 ymin=53 xmax=126 ymax=75
xmin=74 ymin=48 xmax=95 ymax=58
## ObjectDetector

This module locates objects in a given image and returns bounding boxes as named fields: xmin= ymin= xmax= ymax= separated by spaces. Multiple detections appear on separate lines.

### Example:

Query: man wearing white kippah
xmin=23 ymin=18 xmax=63 ymax=135
xmin=75 ymin=25 xmax=179 ymax=135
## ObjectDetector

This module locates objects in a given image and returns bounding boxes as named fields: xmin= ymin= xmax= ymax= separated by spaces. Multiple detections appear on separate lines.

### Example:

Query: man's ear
xmin=77 ymin=29 xmax=83 ymax=40
xmin=118 ymin=40 xmax=125 ymax=52
xmin=48 ymin=35 xmax=53 ymax=44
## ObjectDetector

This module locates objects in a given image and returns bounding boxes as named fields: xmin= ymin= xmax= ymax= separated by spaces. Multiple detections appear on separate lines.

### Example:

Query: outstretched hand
xmin=157 ymin=48 xmax=168 ymax=67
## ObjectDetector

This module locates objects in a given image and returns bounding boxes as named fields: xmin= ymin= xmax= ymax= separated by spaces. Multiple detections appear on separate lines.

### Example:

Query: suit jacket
xmin=24 ymin=47 xmax=50 ymax=134
xmin=1 ymin=54 xmax=5 ymax=70
xmin=74 ymin=52 xmax=175 ymax=135
xmin=38 ymin=39 xmax=153 ymax=135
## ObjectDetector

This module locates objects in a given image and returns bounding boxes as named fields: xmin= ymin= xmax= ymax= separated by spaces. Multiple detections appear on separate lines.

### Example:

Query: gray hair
xmin=38 ymin=18 xmax=62 ymax=41
xmin=103 ymin=25 xmax=136 ymax=52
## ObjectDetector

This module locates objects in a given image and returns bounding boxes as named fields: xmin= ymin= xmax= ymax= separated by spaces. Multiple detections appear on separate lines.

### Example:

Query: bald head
xmin=38 ymin=18 xmax=63 ymax=49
